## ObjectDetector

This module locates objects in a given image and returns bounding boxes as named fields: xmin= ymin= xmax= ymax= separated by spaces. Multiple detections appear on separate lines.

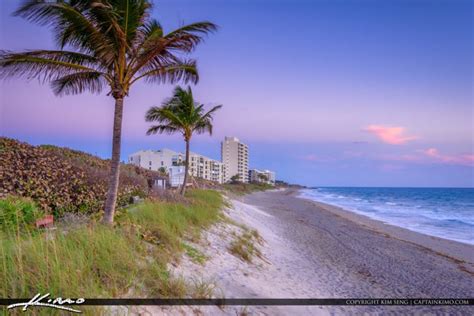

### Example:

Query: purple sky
xmin=0 ymin=0 xmax=472 ymax=187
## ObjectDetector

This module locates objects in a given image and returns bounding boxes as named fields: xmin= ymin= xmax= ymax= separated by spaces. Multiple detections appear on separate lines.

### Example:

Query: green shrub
xmin=0 ymin=196 xmax=44 ymax=233
xmin=0 ymin=137 xmax=161 ymax=216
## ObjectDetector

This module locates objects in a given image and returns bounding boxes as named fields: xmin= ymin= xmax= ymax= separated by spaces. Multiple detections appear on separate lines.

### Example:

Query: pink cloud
xmin=377 ymin=149 xmax=473 ymax=167
xmin=423 ymin=148 xmax=439 ymax=157
xmin=300 ymin=154 xmax=319 ymax=161
xmin=421 ymin=148 xmax=474 ymax=166
xmin=364 ymin=125 xmax=418 ymax=145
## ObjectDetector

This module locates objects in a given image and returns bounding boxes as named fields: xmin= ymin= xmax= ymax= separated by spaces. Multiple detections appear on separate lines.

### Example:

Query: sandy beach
xmin=139 ymin=188 xmax=474 ymax=315
xmin=240 ymin=188 xmax=474 ymax=314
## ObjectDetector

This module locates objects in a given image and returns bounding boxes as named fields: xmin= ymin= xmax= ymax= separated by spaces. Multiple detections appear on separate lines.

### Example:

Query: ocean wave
xmin=298 ymin=187 xmax=474 ymax=245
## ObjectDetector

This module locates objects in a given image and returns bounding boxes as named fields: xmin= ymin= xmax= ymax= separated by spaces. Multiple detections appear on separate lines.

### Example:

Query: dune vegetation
xmin=0 ymin=137 xmax=162 ymax=217
xmin=0 ymin=189 xmax=223 ymax=315
xmin=222 ymin=182 xmax=275 ymax=196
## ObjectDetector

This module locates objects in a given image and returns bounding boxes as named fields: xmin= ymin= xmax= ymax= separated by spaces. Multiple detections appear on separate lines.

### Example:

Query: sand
xmin=134 ymin=188 xmax=474 ymax=315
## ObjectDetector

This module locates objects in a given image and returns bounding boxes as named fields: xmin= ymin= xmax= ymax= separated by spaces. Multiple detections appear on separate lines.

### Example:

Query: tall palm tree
xmin=0 ymin=0 xmax=216 ymax=224
xmin=145 ymin=86 xmax=222 ymax=195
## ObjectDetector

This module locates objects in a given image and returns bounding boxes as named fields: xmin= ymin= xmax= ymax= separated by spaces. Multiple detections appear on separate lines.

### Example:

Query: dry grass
xmin=229 ymin=229 xmax=263 ymax=263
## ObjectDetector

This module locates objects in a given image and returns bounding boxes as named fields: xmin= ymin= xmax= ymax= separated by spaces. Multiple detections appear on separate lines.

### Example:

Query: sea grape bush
xmin=0 ymin=138 xmax=160 ymax=216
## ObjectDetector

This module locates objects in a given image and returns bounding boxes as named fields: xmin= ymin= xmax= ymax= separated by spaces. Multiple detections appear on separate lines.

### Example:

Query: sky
xmin=0 ymin=0 xmax=472 ymax=187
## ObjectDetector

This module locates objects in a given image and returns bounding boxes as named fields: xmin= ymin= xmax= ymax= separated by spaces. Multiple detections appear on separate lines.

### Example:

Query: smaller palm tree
xmin=145 ymin=86 xmax=222 ymax=195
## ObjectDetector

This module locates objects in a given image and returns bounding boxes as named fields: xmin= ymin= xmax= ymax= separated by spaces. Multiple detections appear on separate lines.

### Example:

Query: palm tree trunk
xmin=180 ymin=139 xmax=190 ymax=195
xmin=103 ymin=97 xmax=124 ymax=224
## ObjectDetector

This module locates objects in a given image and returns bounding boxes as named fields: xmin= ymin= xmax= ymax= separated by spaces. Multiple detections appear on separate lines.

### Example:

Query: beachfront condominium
xmin=221 ymin=136 xmax=249 ymax=183
xmin=128 ymin=149 xmax=183 ymax=171
xmin=128 ymin=149 xmax=224 ymax=184
xmin=189 ymin=152 xmax=225 ymax=184
xmin=249 ymin=169 xmax=276 ymax=186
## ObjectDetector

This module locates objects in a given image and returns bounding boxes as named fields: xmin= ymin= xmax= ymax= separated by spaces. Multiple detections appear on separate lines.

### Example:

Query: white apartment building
xmin=249 ymin=169 xmax=276 ymax=185
xmin=128 ymin=149 xmax=224 ymax=184
xmin=221 ymin=137 xmax=249 ymax=183
xmin=189 ymin=152 xmax=225 ymax=184
xmin=128 ymin=149 xmax=182 ymax=171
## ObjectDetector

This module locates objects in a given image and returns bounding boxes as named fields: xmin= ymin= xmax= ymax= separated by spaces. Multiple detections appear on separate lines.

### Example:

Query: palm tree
xmin=0 ymin=0 xmax=216 ymax=224
xmin=145 ymin=86 xmax=222 ymax=195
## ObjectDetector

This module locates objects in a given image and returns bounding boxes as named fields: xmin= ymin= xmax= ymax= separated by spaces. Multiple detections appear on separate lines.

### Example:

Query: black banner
xmin=1 ymin=298 xmax=473 ymax=306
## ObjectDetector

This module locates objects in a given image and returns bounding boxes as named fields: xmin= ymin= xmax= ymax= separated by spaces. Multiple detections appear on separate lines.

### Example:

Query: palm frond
xmin=0 ymin=50 xmax=100 ymax=82
xmin=2 ymin=50 xmax=100 ymax=67
xmin=132 ymin=60 xmax=198 ymax=84
xmin=110 ymin=0 xmax=150 ymax=46
xmin=15 ymin=0 xmax=113 ymax=60
xmin=145 ymin=106 xmax=185 ymax=127
xmin=201 ymin=104 xmax=223 ymax=120
xmin=146 ymin=124 xmax=178 ymax=135
xmin=164 ymin=22 xmax=218 ymax=52
xmin=51 ymin=71 xmax=106 ymax=96
xmin=130 ymin=21 xmax=216 ymax=79
xmin=193 ymin=120 xmax=213 ymax=135
xmin=136 ymin=19 xmax=163 ymax=47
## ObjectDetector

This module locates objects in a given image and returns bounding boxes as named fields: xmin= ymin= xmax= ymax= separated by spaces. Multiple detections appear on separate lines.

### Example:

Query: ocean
xmin=299 ymin=187 xmax=474 ymax=245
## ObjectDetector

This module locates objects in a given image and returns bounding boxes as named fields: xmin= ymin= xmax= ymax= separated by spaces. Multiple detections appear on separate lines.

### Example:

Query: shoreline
xmin=147 ymin=188 xmax=473 ymax=315
xmin=292 ymin=189 xmax=474 ymax=264
xmin=241 ymin=188 xmax=474 ymax=312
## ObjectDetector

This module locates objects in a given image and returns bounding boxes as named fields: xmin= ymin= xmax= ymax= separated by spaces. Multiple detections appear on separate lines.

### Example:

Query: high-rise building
xmin=221 ymin=136 xmax=249 ymax=183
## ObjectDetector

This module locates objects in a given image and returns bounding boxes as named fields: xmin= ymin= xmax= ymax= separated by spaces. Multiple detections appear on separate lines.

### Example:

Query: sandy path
xmin=152 ymin=196 xmax=330 ymax=315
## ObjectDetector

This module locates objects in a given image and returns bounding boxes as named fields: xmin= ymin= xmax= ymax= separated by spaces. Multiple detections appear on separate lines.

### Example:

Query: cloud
xmin=422 ymin=148 xmax=440 ymax=157
xmin=421 ymin=148 xmax=474 ymax=166
xmin=300 ymin=154 xmax=319 ymax=161
xmin=364 ymin=125 xmax=418 ymax=145
xmin=376 ymin=148 xmax=473 ymax=167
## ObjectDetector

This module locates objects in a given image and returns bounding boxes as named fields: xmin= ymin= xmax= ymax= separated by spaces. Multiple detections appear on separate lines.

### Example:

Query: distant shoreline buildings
xmin=249 ymin=169 xmax=276 ymax=185
xmin=128 ymin=136 xmax=275 ymax=187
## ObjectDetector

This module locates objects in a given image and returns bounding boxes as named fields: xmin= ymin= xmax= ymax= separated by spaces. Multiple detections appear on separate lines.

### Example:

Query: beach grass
xmin=0 ymin=196 xmax=45 ymax=233
xmin=222 ymin=183 xmax=274 ymax=196
xmin=182 ymin=243 xmax=208 ymax=265
xmin=0 ymin=189 xmax=223 ymax=315
xmin=229 ymin=229 xmax=263 ymax=262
